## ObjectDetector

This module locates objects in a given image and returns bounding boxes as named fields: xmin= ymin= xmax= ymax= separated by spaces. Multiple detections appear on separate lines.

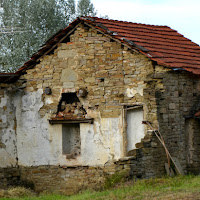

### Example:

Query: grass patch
xmin=1 ymin=175 xmax=200 ymax=200
xmin=103 ymin=170 xmax=129 ymax=189
xmin=0 ymin=186 xmax=35 ymax=199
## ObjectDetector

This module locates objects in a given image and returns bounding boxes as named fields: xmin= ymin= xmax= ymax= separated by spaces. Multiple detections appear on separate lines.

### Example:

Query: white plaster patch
xmin=0 ymin=127 xmax=17 ymax=168
xmin=0 ymin=91 xmax=17 ymax=168
xmin=0 ymin=149 xmax=17 ymax=167
xmin=0 ymin=95 xmax=7 ymax=107
xmin=46 ymin=116 xmax=124 ymax=167
xmin=126 ymin=85 xmax=144 ymax=97
xmin=2 ymin=128 xmax=15 ymax=142
xmin=126 ymin=108 xmax=145 ymax=151
xmin=45 ymin=98 xmax=53 ymax=105
xmin=126 ymin=88 xmax=137 ymax=98
xmin=80 ymin=123 xmax=109 ymax=165
xmin=100 ymin=118 xmax=122 ymax=160
xmin=15 ymin=88 xmax=124 ymax=167
xmin=1 ymin=115 xmax=7 ymax=123
xmin=137 ymin=84 xmax=144 ymax=96
xmin=22 ymin=89 xmax=43 ymax=111
xmin=16 ymin=89 xmax=53 ymax=166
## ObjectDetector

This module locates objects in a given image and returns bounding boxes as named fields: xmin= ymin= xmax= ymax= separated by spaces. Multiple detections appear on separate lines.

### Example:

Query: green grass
xmin=1 ymin=175 xmax=200 ymax=200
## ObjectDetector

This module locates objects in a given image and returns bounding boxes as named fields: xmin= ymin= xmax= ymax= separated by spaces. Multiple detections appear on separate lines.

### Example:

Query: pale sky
xmin=92 ymin=0 xmax=200 ymax=45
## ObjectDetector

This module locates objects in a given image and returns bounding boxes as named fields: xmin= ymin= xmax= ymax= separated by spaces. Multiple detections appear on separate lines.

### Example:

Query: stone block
xmin=160 ymin=108 xmax=167 ymax=113
xmin=169 ymin=103 xmax=176 ymax=110
xmin=61 ymin=69 xmax=78 ymax=82
xmin=58 ymin=50 xmax=76 ymax=58
xmin=151 ymin=142 xmax=158 ymax=147
xmin=63 ymin=82 xmax=75 ymax=88
xmin=86 ymin=55 xmax=95 ymax=59
xmin=85 ymin=77 xmax=95 ymax=83
xmin=135 ymin=142 xmax=144 ymax=148
xmin=127 ymin=149 xmax=137 ymax=157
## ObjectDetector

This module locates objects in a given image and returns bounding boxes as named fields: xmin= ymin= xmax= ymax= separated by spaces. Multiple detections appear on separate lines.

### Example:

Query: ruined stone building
xmin=1 ymin=17 xmax=200 ymax=194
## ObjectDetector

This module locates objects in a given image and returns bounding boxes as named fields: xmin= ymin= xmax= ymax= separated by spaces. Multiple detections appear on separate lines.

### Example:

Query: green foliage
xmin=0 ymin=0 xmax=71 ymax=72
xmin=103 ymin=170 xmax=129 ymax=189
xmin=77 ymin=0 xmax=97 ymax=17
xmin=0 ymin=0 xmax=97 ymax=72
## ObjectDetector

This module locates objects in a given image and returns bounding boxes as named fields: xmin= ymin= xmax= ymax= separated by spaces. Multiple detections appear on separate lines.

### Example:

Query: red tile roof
xmin=80 ymin=17 xmax=200 ymax=75
xmin=7 ymin=17 xmax=200 ymax=76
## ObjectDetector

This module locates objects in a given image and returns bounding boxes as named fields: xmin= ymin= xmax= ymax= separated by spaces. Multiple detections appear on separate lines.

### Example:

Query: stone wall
xmin=154 ymin=70 xmax=200 ymax=173
xmin=185 ymin=118 xmax=200 ymax=174
xmin=0 ymin=132 xmax=166 ymax=194
xmin=117 ymin=131 xmax=167 ymax=179
xmin=1 ymin=21 xmax=200 ymax=194
xmin=21 ymin=24 xmax=154 ymax=119
xmin=13 ymin=23 xmax=157 ymax=167
xmin=20 ymin=165 xmax=106 ymax=194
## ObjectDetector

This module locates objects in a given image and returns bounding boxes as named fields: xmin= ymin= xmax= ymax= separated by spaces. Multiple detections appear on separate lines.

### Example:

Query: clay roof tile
xmin=79 ymin=17 xmax=200 ymax=75
xmin=8 ymin=17 xmax=200 ymax=76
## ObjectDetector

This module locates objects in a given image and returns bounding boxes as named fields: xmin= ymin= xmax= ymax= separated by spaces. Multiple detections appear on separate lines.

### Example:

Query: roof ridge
xmin=5 ymin=16 xmax=200 ymax=76
xmin=82 ymin=16 xmax=171 ymax=28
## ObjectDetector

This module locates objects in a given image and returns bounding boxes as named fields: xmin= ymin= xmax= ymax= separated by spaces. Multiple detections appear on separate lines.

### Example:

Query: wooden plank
xmin=172 ymin=157 xmax=185 ymax=175
xmin=165 ymin=163 xmax=175 ymax=176
xmin=49 ymin=119 xmax=93 ymax=125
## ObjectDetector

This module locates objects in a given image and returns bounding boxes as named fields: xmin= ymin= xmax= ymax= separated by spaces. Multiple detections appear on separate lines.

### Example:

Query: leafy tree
xmin=77 ymin=0 xmax=97 ymax=17
xmin=0 ymin=0 xmax=97 ymax=72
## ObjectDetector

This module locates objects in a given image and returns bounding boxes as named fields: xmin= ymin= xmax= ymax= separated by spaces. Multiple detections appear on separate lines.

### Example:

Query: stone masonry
xmin=0 ymin=133 xmax=166 ymax=194
xmin=0 ymin=22 xmax=200 ymax=194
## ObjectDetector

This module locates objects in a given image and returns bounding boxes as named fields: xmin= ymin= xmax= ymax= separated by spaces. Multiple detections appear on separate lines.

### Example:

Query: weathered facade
xmin=1 ymin=17 xmax=200 ymax=193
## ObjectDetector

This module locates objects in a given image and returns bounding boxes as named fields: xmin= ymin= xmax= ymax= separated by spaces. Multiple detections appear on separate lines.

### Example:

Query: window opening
xmin=126 ymin=106 xmax=145 ymax=152
xmin=62 ymin=123 xmax=81 ymax=159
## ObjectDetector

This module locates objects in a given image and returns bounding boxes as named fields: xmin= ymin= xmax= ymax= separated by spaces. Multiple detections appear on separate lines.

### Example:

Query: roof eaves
xmin=0 ymin=72 xmax=21 ymax=84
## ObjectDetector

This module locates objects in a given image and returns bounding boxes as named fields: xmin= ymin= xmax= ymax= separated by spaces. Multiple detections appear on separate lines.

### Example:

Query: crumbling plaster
xmin=1 ymin=21 xmax=200 ymax=194
xmin=1 ymin=23 xmax=159 ymax=168
xmin=14 ymin=89 xmax=125 ymax=166
xmin=16 ymin=89 xmax=52 ymax=166
xmin=0 ymin=91 xmax=17 ymax=168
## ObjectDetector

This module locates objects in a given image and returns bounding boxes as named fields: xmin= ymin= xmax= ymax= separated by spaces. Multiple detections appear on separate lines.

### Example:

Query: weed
xmin=103 ymin=170 xmax=129 ymax=189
